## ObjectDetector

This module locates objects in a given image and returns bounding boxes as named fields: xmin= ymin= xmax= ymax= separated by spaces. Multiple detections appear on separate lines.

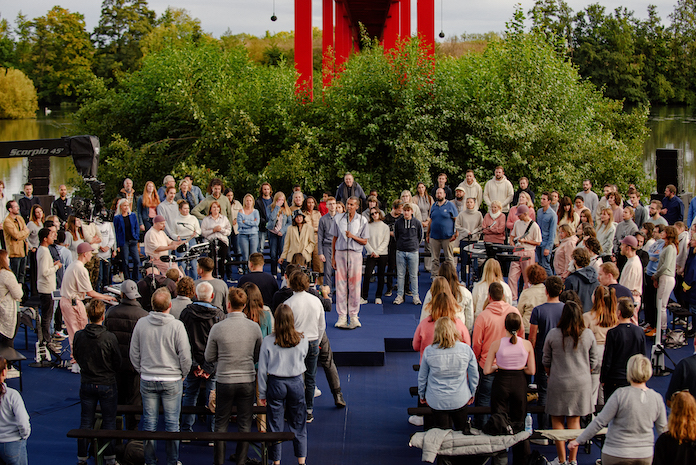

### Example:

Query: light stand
xmin=651 ymin=298 xmax=674 ymax=376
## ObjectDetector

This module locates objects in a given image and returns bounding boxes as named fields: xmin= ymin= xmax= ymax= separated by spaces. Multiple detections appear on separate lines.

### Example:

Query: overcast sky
xmin=1 ymin=0 xmax=680 ymax=39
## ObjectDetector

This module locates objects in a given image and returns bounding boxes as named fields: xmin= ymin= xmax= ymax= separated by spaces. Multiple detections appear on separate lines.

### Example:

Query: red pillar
xmin=383 ymin=1 xmax=400 ymax=51
xmin=335 ymin=1 xmax=351 ymax=68
xmin=295 ymin=0 xmax=313 ymax=99
xmin=322 ymin=0 xmax=334 ymax=86
xmin=401 ymin=0 xmax=411 ymax=38
xmin=417 ymin=0 xmax=434 ymax=55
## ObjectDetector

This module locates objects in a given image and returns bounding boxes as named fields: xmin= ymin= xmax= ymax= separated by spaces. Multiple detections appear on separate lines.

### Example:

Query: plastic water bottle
xmin=525 ymin=413 xmax=533 ymax=434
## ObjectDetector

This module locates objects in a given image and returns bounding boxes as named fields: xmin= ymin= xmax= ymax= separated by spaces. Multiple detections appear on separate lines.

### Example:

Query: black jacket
xmin=104 ymin=298 xmax=148 ymax=373
xmin=255 ymin=197 xmax=271 ymax=232
xmin=73 ymin=324 xmax=122 ymax=385
xmin=180 ymin=301 xmax=225 ymax=374
xmin=238 ymin=271 xmax=279 ymax=309
xmin=394 ymin=217 xmax=423 ymax=252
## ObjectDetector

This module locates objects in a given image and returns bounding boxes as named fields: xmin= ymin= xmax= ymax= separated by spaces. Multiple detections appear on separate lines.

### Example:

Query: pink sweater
xmin=472 ymin=301 xmax=523 ymax=368
xmin=412 ymin=317 xmax=470 ymax=361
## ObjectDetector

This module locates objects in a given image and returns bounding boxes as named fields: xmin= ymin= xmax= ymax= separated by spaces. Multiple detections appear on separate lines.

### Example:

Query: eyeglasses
xmin=371 ymin=212 xmax=380 ymax=216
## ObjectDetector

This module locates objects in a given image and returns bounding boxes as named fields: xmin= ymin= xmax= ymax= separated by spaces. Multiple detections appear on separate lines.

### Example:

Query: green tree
xmin=0 ymin=67 xmax=38 ymax=118
xmin=572 ymin=5 xmax=647 ymax=105
xmin=636 ymin=5 xmax=674 ymax=104
xmin=92 ymin=0 xmax=156 ymax=81
xmin=22 ymin=7 xmax=95 ymax=104
xmin=529 ymin=0 xmax=574 ymax=52
xmin=669 ymin=0 xmax=696 ymax=104
xmin=140 ymin=7 xmax=214 ymax=56
xmin=0 ymin=16 xmax=15 ymax=68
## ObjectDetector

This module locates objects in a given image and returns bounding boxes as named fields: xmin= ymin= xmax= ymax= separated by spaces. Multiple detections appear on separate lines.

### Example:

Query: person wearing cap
xmin=452 ymin=186 xmax=466 ymax=214
xmin=278 ymin=209 xmax=315 ymax=267
xmin=619 ymin=235 xmax=643 ymax=319
xmin=144 ymin=215 xmax=184 ymax=275
xmin=509 ymin=204 xmax=542 ymax=302
xmin=104 ymin=279 xmax=148 ymax=430
xmin=60 ymin=242 xmax=117 ymax=372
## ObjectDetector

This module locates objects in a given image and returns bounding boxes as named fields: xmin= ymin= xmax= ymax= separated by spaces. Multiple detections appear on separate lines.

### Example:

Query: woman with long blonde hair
xmin=420 ymin=263 xmax=473 ymax=330
xmin=472 ymin=259 xmax=513 ymax=320
xmin=137 ymin=180 xmax=160 ymax=233
xmin=267 ymin=192 xmax=292 ymax=277
xmin=596 ymin=207 xmax=616 ymax=258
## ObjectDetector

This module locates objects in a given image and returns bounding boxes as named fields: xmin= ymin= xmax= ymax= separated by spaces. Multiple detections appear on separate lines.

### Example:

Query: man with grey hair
xmin=158 ymin=175 xmax=176 ymax=204
xmin=335 ymin=172 xmax=367 ymax=212
xmin=130 ymin=287 xmax=191 ymax=465
xmin=179 ymin=281 xmax=225 ymax=433
xmin=118 ymin=178 xmax=136 ymax=212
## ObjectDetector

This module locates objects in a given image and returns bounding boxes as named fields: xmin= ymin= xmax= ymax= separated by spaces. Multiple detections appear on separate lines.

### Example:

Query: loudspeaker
xmin=655 ymin=148 xmax=680 ymax=194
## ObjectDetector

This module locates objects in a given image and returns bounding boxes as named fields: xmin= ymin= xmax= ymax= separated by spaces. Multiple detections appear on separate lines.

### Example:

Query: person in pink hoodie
xmin=471 ymin=281 xmax=524 ymax=428
xmin=413 ymin=291 xmax=470 ymax=360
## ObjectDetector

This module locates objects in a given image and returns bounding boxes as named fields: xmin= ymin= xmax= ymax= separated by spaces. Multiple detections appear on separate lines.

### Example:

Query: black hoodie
xmin=73 ymin=324 xmax=122 ymax=385
xmin=180 ymin=301 xmax=225 ymax=375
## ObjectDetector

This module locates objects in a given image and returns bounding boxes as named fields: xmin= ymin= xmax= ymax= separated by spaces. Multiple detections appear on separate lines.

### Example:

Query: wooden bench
xmin=67 ymin=429 xmax=294 ymax=465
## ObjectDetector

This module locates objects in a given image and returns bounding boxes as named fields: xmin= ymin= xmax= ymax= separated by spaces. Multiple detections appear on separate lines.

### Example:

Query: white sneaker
xmin=548 ymin=458 xmax=567 ymax=465
xmin=408 ymin=415 xmax=424 ymax=426
xmin=413 ymin=298 xmax=422 ymax=306
xmin=335 ymin=315 xmax=349 ymax=328
xmin=314 ymin=386 xmax=322 ymax=398
xmin=359 ymin=298 xmax=368 ymax=305
xmin=349 ymin=316 xmax=361 ymax=328
xmin=394 ymin=295 xmax=404 ymax=305
xmin=375 ymin=298 xmax=382 ymax=305
xmin=5 ymin=367 xmax=19 ymax=379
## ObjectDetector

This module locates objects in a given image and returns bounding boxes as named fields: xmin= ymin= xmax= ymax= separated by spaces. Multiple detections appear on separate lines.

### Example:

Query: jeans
xmin=474 ymin=368 xmax=495 ymax=429
xmin=304 ymin=339 xmax=320 ymax=411
xmin=78 ymin=383 xmax=118 ymax=464
xmin=140 ymin=379 xmax=183 ymax=465
xmin=268 ymin=232 xmax=285 ymax=276
xmin=321 ymin=244 xmax=334 ymax=291
xmin=181 ymin=371 xmax=216 ymax=432
xmin=535 ymin=246 xmax=553 ymax=277
xmin=257 ymin=230 xmax=267 ymax=254
xmin=0 ymin=439 xmax=27 ymax=465
xmin=266 ymin=375 xmax=307 ymax=462
xmin=396 ymin=250 xmax=419 ymax=299
xmin=120 ymin=239 xmax=141 ymax=281
xmin=238 ymin=234 xmax=259 ymax=274
xmin=9 ymin=257 xmax=26 ymax=284
xmin=98 ymin=258 xmax=111 ymax=292
xmin=214 ymin=381 xmax=255 ymax=465
xmin=362 ymin=255 xmax=387 ymax=300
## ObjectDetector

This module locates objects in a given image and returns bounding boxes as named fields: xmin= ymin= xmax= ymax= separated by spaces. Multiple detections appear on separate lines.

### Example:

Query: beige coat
xmin=2 ymin=216 xmax=29 ymax=258
xmin=280 ymin=224 xmax=316 ymax=263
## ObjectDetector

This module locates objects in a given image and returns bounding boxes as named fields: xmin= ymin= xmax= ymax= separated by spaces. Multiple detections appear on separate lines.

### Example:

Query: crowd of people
xmin=0 ymin=167 xmax=694 ymax=465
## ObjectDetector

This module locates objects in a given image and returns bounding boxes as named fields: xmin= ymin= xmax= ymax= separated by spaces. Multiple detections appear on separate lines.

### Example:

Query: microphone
xmin=177 ymin=222 xmax=189 ymax=226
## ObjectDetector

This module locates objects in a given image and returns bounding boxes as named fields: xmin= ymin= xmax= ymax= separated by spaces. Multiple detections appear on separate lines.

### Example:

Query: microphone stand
xmin=346 ymin=212 xmax=352 ymax=326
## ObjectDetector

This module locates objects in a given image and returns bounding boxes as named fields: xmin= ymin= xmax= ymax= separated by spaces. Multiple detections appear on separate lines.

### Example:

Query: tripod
xmin=651 ymin=298 xmax=675 ymax=376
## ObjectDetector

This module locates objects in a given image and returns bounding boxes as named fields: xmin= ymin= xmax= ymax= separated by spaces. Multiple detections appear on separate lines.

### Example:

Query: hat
xmin=516 ymin=205 xmax=529 ymax=215
xmin=76 ymin=242 xmax=92 ymax=255
xmin=293 ymin=209 xmax=305 ymax=220
xmin=154 ymin=215 xmax=166 ymax=223
xmin=455 ymin=186 xmax=465 ymax=192
xmin=120 ymin=280 xmax=141 ymax=300
xmin=621 ymin=235 xmax=638 ymax=249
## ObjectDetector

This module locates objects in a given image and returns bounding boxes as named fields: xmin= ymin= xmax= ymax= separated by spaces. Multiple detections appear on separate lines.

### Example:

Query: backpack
xmin=482 ymin=412 xmax=514 ymax=435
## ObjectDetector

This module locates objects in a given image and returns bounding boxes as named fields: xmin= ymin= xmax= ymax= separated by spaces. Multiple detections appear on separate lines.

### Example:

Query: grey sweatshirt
xmin=205 ymin=312 xmax=262 ymax=384
xmin=130 ymin=312 xmax=192 ymax=380
xmin=654 ymin=243 xmax=677 ymax=279
xmin=575 ymin=386 xmax=666 ymax=458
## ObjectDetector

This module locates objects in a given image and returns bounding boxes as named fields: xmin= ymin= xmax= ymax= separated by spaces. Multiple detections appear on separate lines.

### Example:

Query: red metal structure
xmin=294 ymin=0 xmax=434 ymax=96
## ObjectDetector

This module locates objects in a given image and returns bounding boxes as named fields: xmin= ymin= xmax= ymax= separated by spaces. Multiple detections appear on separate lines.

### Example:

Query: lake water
xmin=0 ymin=105 xmax=695 ymax=197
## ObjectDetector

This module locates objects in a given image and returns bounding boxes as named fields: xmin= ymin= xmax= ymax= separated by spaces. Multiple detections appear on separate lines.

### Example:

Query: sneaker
xmin=413 ymin=298 xmax=422 ymax=306
xmin=375 ymin=298 xmax=382 ymax=305
xmin=349 ymin=316 xmax=361 ymax=329
xmin=548 ymin=458 xmax=566 ymax=465
xmin=359 ymin=297 xmax=368 ymax=305
xmin=408 ymin=415 xmax=424 ymax=426
xmin=643 ymin=324 xmax=653 ymax=333
xmin=384 ymin=289 xmax=393 ymax=297
xmin=56 ymin=330 xmax=68 ymax=339
xmin=333 ymin=391 xmax=346 ymax=408
xmin=394 ymin=295 xmax=404 ymax=305
xmin=335 ymin=315 xmax=349 ymax=328
xmin=314 ymin=387 xmax=322 ymax=398
xmin=568 ymin=461 xmax=578 ymax=465
xmin=112 ymin=273 xmax=124 ymax=283
xmin=52 ymin=332 xmax=66 ymax=341
xmin=5 ymin=367 xmax=19 ymax=379
xmin=306 ymin=412 xmax=314 ymax=423
xmin=645 ymin=328 xmax=657 ymax=337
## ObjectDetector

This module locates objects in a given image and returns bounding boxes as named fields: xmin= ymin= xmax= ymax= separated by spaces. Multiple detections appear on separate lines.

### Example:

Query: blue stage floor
xmin=13 ymin=264 xmax=694 ymax=465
